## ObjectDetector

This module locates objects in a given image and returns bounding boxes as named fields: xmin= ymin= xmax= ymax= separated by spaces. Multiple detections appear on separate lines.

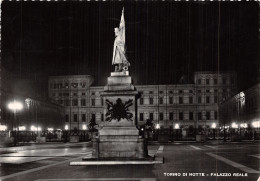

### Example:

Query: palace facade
xmin=48 ymin=71 xmax=237 ymax=130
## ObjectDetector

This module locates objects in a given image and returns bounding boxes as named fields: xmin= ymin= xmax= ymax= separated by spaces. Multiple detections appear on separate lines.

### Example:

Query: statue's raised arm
xmin=112 ymin=8 xmax=130 ymax=72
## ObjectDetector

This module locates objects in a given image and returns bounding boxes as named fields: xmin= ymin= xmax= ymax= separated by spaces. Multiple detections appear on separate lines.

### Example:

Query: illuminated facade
xmin=219 ymin=82 xmax=260 ymax=129
xmin=48 ymin=71 xmax=237 ymax=130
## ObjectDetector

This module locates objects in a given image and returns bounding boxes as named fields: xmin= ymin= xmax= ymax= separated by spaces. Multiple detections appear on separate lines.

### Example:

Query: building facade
xmin=48 ymin=71 xmax=237 ymax=131
xmin=219 ymin=82 xmax=260 ymax=129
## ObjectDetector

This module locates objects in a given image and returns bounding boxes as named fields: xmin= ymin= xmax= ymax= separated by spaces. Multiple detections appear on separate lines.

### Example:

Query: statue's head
xmin=114 ymin=28 xmax=119 ymax=36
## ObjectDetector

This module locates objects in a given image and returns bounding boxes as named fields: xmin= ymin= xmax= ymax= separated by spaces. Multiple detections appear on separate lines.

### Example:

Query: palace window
xmin=159 ymin=97 xmax=163 ymax=104
xmin=149 ymin=97 xmax=153 ymax=105
xmin=81 ymin=99 xmax=86 ymax=106
xmin=65 ymin=114 xmax=69 ymax=122
xmin=214 ymin=111 xmax=218 ymax=120
xmin=189 ymin=112 xmax=193 ymax=120
xmin=179 ymin=97 xmax=183 ymax=104
xmin=149 ymin=113 xmax=154 ymax=120
xmin=198 ymin=112 xmax=202 ymax=120
xmin=169 ymin=112 xmax=173 ymax=120
xmin=159 ymin=113 xmax=164 ymax=120
xmin=72 ymin=99 xmax=78 ymax=106
xmin=206 ymin=96 xmax=210 ymax=104
xmin=82 ymin=114 xmax=86 ymax=122
xmin=91 ymin=99 xmax=95 ymax=106
xmin=140 ymin=113 xmax=144 ymax=121
xmin=74 ymin=114 xmax=78 ymax=122
xmin=140 ymin=98 xmax=144 ymax=105
xmin=206 ymin=112 xmax=210 ymax=120
xmin=169 ymin=97 xmax=173 ymax=104
xmin=198 ymin=96 xmax=202 ymax=104
xmin=189 ymin=97 xmax=193 ymax=104
xmin=206 ymin=79 xmax=209 ymax=85
xmin=179 ymin=112 xmax=183 ymax=120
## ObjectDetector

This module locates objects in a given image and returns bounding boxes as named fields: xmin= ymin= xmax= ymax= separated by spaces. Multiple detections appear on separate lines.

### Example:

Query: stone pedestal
xmin=92 ymin=71 xmax=148 ymax=159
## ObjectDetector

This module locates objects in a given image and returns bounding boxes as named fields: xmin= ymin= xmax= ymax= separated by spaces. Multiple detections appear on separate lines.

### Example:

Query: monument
xmin=91 ymin=8 xmax=148 ymax=159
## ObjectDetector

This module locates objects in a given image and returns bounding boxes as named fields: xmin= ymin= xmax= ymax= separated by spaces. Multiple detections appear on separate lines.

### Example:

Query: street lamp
xmin=8 ymin=100 xmax=23 ymax=145
xmin=174 ymin=124 xmax=180 ymax=141
xmin=211 ymin=123 xmax=216 ymax=140
xmin=8 ymin=100 xmax=23 ymax=130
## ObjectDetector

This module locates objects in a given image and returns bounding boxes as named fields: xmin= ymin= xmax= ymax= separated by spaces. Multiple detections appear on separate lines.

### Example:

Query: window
xmin=179 ymin=90 xmax=183 ymax=94
xmin=63 ymin=92 xmax=69 ymax=97
xmin=159 ymin=91 xmax=163 ymax=94
xmin=149 ymin=113 xmax=154 ymax=120
xmin=214 ymin=89 xmax=218 ymax=93
xmin=60 ymin=100 xmax=64 ymax=105
xmin=214 ymin=96 xmax=218 ymax=103
xmin=82 ymin=114 xmax=86 ymax=122
xmin=65 ymin=83 xmax=69 ymax=89
xmin=179 ymin=112 xmax=183 ymax=120
xmin=74 ymin=114 xmax=78 ymax=122
xmin=140 ymin=98 xmax=144 ymax=105
xmin=65 ymin=99 xmax=70 ymax=106
xmin=206 ymin=79 xmax=209 ymax=85
xmin=198 ymin=112 xmax=202 ymax=120
xmin=81 ymin=82 xmax=86 ymax=88
xmin=149 ymin=97 xmax=153 ymax=105
xmin=159 ymin=113 xmax=164 ymax=120
xmin=140 ymin=113 xmax=144 ymax=121
xmin=52 ymin=93 xmax=56 ymax=97
xmin=81 ymin=99 xmax=86 ymax=106
xmin=82 ymin=92 xmax=86 ymax=96
xmin=149 ymin=91 xmax=153 ymax=94
xmin=101 ymin=114 xmax=104 ymax=121
xmin=198 ymin=96 xmax=201 ymax=104
xmin=169 ymin=112 xmax=173 ymax=120
xmin=189 ymin=90 xmax=193 ymax=93
xmin=197 ymin=89 xmax=201 ymax=93
xmin=189 ymin=97 xmax=193 ymax=104
xmin=58 ymin=93 xmax=62 ymax=97
xmin=179 ymin=97 xmax=183 ymax=104
xmin=223 ymin=78 xmax=226 ymax=84
xmin=101 ymin=99 xmax=104 ymax=106
xmin=65 ymin=114 xmax=69 ymax=122
xmin=223 ymin=89 xmax=226 ymax=93
xmin=72 ymin=99 xmax=78 ymax=106
xmin=73 ymin=93 xmax=77 ymax=96
xmin=91 ymin=114 xmax=96 ymax=121
xmin=214 ymin=111 xmax=218 ymax=120
xmin=91 ymin=92 xmax=95 ymax=95
xmin=169 ymin=97 xmax=173 ymax=104
xmin=91 ymin=99 xmax=95 ymax=106
xmin=206 ymin=89 xmax=210 ymax=93
xmin=189 ymin=112 xmax=193 ymax=120
xmin=206 ymin=112 xmax=210 ymax=120
xmin=159 ymin=97 xmax=163 ymax=104
xmin=198 ymin=79 xmax=201 ymax=84
xmin=169 ymin=91 xmax=173 ymax=94
xmin=206 ymin=96 xmax=210 ymax=104
xmin=72 ymin=83 xmax=78 ymax=88
xmin=214 ymin=79 xmax=217 ymax=85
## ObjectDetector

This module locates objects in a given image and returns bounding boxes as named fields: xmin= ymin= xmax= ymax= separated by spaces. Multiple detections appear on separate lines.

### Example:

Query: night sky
xmin=1 ymin=2 xmax=259 ymax=95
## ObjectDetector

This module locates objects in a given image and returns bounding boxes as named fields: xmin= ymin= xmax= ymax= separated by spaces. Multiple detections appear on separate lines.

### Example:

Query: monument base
xmin=92 ymin=126 xmax=148 ymax=159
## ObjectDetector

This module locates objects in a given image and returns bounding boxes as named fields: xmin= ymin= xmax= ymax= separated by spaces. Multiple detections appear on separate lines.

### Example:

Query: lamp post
xmin=8 ymin=100 xmax=23 ymax=144
xmin=211 ymin=123 xmax=216 ymax=140
xmin=25 ymin=98 xmax=39 ymax=136
xmin=174 ymin=123 xmax=180 ymax=140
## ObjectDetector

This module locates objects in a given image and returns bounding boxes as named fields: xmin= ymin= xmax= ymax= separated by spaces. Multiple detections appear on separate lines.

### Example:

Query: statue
xmin=112 ymin=8 xmax=130 ymax=72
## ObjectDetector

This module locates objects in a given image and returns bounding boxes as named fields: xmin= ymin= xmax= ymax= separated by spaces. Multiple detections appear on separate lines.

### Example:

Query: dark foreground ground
xmin=0 ymin=141 xmax=259 ymax=181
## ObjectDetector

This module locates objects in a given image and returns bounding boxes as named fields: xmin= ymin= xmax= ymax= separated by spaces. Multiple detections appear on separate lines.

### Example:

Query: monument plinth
xmin=92 ymin=70 xmax=148 ymax=159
